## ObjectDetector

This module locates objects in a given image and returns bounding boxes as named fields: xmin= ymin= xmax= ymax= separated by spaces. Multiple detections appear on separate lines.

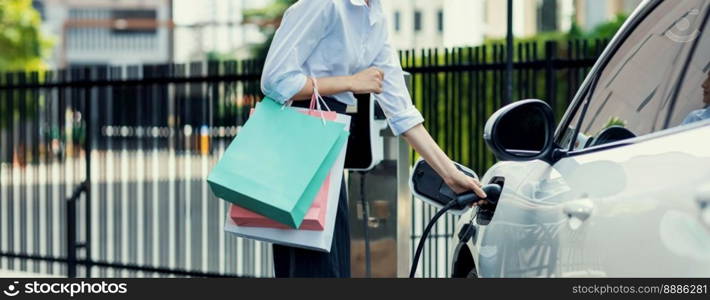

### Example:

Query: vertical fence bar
xmin=478 ymin=46 xmax=486 ymax=173
xmin=17 ymin=71 xmax=28 ymax=273
xmin=29 ymin=71 xmax=40 ymax=274
xmin=532 ymin=42 xmax=539 ymax=98
xmin=0 ymin=73 xmax=6 ymax=271
xmin=84 ymin=67 xmax=93 ymax=277
xmin=546 ymin=41 xmax=558 ymax=120
xmin=67 ymin=188 xmax=77 ymax=278
xmin=518 ymin=43 xmax=524 ymax=99
xmin=9 ymin=72 xmax=17 ymax=272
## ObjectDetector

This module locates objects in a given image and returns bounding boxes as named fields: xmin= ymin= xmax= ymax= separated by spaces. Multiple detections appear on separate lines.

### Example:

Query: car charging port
xmin=476 ymin=177 xmax=505 ymax=226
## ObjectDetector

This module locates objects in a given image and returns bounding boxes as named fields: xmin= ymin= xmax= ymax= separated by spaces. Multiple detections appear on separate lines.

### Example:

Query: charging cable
xmin=409 ymin=184 xmax=501 ymax=278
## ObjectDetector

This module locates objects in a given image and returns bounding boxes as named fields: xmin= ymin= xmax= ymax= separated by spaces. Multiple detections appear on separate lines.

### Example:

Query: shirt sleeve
xmin=681 ymin=109 xmax=704 ymax=125
xmin=371 ymin=41 xmax=425 ymax=136
xmin=260 ymin=0 xmax=335 ymax=104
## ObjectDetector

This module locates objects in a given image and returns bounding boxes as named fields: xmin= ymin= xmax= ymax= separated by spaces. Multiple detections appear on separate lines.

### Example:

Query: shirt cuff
xmin=264 ymin=73 xmax=308 ymax=104
xmin=387 ymin=106 xmax=424 ymax=136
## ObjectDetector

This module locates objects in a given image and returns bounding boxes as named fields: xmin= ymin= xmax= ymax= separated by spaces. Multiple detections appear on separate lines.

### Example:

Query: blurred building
xmin=33 ymin=0 xmax=266 ymax=68
xmin=381 ymin=0 xmax=642 ymax=51
xmin=33 ymin=0 xmax=645 ymax=66
xmin=172 ymin=0 xmax=265 ymax=62
xmin=34 ymin=0 xmax=173 ymax=68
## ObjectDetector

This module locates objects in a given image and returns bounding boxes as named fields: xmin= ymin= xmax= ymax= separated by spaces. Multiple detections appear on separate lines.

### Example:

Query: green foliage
xmin=243 ymin=0 xmax=296 ymax=61
xmin=582 ymin=14 xmax=629 ymax=40
xmin=485 ymin=13 xmax=629 ymax=47
xmin=0 ymin=0 xmax=53 ymax=72
xmin=206 ymin=50 xmax=236 ymax=62
xmin=0 ymin=0 xmax=53 ymax=131
xmin=603 ymin=116 xmax=627 ymax=129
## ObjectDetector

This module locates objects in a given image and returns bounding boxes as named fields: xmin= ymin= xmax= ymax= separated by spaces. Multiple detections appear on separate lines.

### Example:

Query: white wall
xmin=443 ymin=0 xmax=485 ymax=47
xmin=172 ymin=0 xmax=264 ymax=62
xmin=382 ymin=0 xmax=487 ymax=50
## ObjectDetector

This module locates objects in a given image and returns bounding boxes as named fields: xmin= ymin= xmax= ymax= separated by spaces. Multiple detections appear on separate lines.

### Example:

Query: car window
xmin=666 ymin=19 xmax=710 ymax=128
xmin=559 ymin=0 xmax=708 ymax=150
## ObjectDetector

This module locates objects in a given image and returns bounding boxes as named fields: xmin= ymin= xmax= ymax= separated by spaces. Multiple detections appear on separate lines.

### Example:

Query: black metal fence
xmin=0 ymin=61 xmax=267 ymax=277
xmin=0 ymin=39 xmax=605 ymax=278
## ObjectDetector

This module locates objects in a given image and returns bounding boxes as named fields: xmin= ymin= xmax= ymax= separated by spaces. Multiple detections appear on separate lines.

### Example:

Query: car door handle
xmin=696 ymin=184 xmax=710 ymax=209
xmin=696 ymin=184 xmax=710 ymax=227
xmin=562 ymin=198 xmax=594 ymax=221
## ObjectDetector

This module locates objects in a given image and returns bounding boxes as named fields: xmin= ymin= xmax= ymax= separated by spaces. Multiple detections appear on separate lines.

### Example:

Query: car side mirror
xmin=483 ymin=99 xmax=556 ymax=162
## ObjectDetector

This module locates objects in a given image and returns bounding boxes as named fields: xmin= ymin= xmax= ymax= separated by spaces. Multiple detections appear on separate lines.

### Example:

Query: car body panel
xmin=464 ymin=124 xmax=710 ymax=277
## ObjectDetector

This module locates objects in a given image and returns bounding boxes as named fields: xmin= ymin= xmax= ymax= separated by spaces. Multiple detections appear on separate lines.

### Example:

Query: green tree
xmin=0 ymin=0 xmax=52 ymax=72
xmin=564 ymin=13 xmax=629 ymax=41
xmin=242 ymin=0 xmax=295 ymax=61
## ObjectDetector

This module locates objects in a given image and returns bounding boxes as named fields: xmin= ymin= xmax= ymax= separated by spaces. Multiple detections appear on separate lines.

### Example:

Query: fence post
xmin=83 ymin=67 xmax=93 ymax=277
xmin=66 ymin=187 xmax=77 ymax=278
xmin=545 ymin=41 xmax=558 ymax=119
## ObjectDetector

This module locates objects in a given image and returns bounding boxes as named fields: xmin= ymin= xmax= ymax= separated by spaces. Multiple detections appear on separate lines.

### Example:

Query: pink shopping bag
xmin=230 ymin=174 xmax=330 ymax=230
xmin=229 ymin=90 xmax=339 ymax=231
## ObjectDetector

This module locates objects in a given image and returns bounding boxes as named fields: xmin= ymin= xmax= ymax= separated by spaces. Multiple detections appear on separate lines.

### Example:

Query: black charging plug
xmin=453 ymin=184 xmax=502 ymax=210
xmin=410 ymin=183 xmax=503 ymax=278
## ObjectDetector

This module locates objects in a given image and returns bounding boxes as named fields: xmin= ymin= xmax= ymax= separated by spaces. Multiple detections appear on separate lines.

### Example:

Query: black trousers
xmin=272 ymin=98 xmax=351 ymax=278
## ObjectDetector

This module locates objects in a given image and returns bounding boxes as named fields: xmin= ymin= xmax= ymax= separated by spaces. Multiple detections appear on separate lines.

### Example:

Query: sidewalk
xmin=0 ymin=269 xmax=57 ymax=278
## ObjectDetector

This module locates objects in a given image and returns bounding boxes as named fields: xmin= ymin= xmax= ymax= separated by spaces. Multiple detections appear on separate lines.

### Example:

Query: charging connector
xmin=409 ymin=183 xmax=502 ymax=278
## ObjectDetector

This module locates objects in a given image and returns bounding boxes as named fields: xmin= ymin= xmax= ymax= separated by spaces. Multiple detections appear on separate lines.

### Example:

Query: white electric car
xmin=447 ymin=0 xmax=710 ymax=277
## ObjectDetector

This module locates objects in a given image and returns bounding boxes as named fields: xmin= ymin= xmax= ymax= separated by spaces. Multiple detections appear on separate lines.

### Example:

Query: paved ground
xmin=0 ymin=148 xmax=273 ymax=278
xmin=0 ymin=269 xmax=56 ymax=278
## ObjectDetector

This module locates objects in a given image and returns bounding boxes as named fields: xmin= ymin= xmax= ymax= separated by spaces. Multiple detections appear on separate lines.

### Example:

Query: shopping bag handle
xmin=282 ymin=77 xmax=331 ymax=125
xmin=309 ymin=77 xmax=332 ymax=117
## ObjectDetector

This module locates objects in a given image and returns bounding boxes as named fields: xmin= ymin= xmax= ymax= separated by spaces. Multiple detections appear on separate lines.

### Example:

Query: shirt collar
xmin=349 ymin=0 xmax=382 ymax=26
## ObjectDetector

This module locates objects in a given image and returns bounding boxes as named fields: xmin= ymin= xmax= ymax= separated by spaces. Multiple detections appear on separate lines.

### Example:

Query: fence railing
xmin=0 ymin=39 xmax=605 ymax=278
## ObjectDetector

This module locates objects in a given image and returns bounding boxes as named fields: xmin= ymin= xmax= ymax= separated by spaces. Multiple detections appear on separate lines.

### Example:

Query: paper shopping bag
xmin=229 ymin=174 xmax=329 ymax=230
xmin=207 ymin=97 xmax=348 ymax=228
xmin=224 ymin=112 xmax=350 ymax=252
xmin=228 ymin=107 xmax=342 ymax=231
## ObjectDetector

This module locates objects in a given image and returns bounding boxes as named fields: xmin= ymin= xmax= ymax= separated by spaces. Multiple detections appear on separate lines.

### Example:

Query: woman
xmin=261 ymin=0 xmax=487 ymax=277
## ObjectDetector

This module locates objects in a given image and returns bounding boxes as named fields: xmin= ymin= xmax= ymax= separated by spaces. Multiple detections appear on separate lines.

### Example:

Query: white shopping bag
xmin=223 ymin=112 xmax=349 ymax=252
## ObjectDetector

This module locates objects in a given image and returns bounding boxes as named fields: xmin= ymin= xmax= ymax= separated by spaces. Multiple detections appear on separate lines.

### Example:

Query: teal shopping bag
xmin=207 ymin=98 xmax=348 ymax=228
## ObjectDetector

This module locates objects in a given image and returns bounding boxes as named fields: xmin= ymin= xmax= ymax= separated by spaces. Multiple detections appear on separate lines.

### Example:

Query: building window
xmin=394 ymin=11 xmax=401 ymax=32
xmin=538 ymin=0 xmax=558 ymax=32
xmin=414 ymin=10 xmax=422 ymax=32
xmin=111 ymin=9 xmax=158 ymax=35
xmin=437 ymin=10 xmax=444 ymax=32
xmin=483 ymin=0 xmax=488 ymax=24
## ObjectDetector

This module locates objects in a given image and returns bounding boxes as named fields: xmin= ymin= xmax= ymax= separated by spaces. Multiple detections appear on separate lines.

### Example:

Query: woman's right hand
xmin=349 ymin=67 xmax=384 ymax=94
xmin=444 ymin=170 xmax=488 ymax=206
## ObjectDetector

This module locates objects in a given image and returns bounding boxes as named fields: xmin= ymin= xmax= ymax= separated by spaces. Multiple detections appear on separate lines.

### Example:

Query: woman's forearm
xmin=290 ymin=67 xmax=385 ymax=101
xmin=403 ymin=124 xmax=486 ymax=198
xmin=402 ymin=124 xmax=458 ymax=183
xmin=291 ymin=76 xmax=353 ymax=101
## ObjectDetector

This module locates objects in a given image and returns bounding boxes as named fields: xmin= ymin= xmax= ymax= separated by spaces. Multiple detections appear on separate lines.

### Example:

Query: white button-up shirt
xmin=260 ymin=0 xmax=424 ymax=136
